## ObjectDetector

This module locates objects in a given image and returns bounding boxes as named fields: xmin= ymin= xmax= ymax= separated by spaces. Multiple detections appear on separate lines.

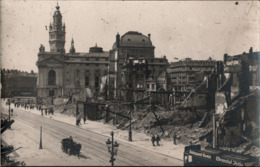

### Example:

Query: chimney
xmin=116 ymin=33 xmax=120 ymax=48
xmin=148 ymin=33 xmax=151 ymax=39
xmin=224 ymin=53 xmax=228 ymax=64
xmin=249 ymin=47 xmax=253 ymax=53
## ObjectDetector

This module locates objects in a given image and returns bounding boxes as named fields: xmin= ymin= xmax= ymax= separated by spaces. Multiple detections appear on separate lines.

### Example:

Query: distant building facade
xmin=37 ymin=4 xmax=170 ymax=103
xmin=168 ymin=58 xmax=216 ymax=103
xmin=1 ymin=69 xmax=37 ymax=97
xmin=110 ymin=31 xmax=170 ymax=101
xmin=223 ymin=47 xmax=260 ymax=99
xmin=169 ymin=58 xmax=216 ymax=91
xmin=215 ymin=47 xmax=260 ymax=115
xmin=36 ymin=4 xmax=109 ymax=100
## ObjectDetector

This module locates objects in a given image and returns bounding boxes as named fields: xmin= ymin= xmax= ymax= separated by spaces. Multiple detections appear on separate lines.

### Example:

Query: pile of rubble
xmin=56 ymin=103 xmax=76 ymax=116
xmin=115 ymin=104 xmax=213 ymax=146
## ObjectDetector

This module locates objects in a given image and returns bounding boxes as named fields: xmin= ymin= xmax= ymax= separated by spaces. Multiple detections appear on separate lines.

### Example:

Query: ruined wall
xmin=151 ymin=93 xmax=170 ymax=106
xmin=221 ymin=126 xmax=243 ymax=147
xmin=245 ymin=96 xmax=259 ymax=127
xmin=183 ymin=93 xmax=208 ymax=108
xmin=215 ymin=92 xmax=227 ymax=115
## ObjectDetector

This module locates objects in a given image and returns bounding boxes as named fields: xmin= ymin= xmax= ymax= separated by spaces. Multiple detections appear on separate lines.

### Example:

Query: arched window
xmin=48 ymin=70 xmax=56 ymax=85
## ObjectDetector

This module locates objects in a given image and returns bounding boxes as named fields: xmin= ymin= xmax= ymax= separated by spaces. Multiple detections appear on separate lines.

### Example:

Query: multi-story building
xmin=110 ymin=31 xmax=170 ymax=101
xmin=1 ymin=69 xmax=37 ymax=97
xmin=214 ymin=47 xmax=260 ymax=147
xmin=36 ymin=4 xmax=109 ymax=100
xmin=37 ymin=4 xmax=170 ymax=104
xmin=223 ymin=47 xmax=260 ymax=99
xmin=169 ymin=58 xmax=216 ymax=92
xmin=168 ymin=58 xmax=216 ymax=104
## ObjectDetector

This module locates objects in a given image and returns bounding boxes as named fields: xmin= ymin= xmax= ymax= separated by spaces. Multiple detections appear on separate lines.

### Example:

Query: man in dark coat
xmin=156 ymin=135 xmax=160 ymax=146
xmin=83 ymin=116 xmax=87 ymax=124
xmin=173 ymin=133 xmax=177 ymax=145
xmin=76 ymin=115 xmax=81 ymax=126
xmin=151 ymin=135 xmax=156 ymax=146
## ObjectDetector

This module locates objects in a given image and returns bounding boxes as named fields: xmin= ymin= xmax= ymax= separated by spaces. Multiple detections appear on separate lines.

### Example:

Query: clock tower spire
xmin=49 ymin=3 xmax=66 ymax=53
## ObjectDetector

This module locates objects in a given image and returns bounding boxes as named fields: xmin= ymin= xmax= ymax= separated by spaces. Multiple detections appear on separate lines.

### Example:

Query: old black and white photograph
xmin=1 ymin=0 xmax=259 ymax=166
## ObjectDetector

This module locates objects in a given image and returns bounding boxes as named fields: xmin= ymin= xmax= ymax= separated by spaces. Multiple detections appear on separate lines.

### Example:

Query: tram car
xmin=184 ymin=145 xmax=259 ymax=166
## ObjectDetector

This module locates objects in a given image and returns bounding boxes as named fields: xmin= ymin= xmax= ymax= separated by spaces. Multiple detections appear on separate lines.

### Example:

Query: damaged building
xmin=109 ymin=31 xmax=170 ymax=103
xmin=36 ymin=4 xmax=170 ymax=105
xmin=169 ymin=58 xmax=216 ymax=105
xmin=214 ymin=47 xmax=260 ymax=148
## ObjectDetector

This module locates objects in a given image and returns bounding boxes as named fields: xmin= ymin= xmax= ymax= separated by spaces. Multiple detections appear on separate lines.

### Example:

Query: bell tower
xmin=49 ymin=3 xmax=66 ymax=53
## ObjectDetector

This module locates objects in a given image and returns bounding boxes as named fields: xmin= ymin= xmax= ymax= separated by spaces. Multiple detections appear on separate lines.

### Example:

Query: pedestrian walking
xmin=156 ymin=135 xmax=160 ymax=146
xmin=83 ymin=116 xmax=87 ymax=124
xmin=76 ymin=118 xmax=81 ymax=126
xmin=50 ymin=108 xmax=54 ymax=115
xmin=45 ymin=109 xmax=47 ymax=115
xmin=173 ymin=133 xmax=177 ymax=145
xmin=76 ymin=115 xmax=81 ymax=126
xmin=151 ymin=134 xmax=156 ymax=146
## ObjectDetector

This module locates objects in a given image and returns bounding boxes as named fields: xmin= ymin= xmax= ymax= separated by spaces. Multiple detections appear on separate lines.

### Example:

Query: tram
xmin=184 ymin=145 xmax=259 ymax=166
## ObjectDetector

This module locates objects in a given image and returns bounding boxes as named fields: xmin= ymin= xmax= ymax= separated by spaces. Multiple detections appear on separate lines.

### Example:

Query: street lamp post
xmin=106 ymin=131 xmax=119 ymax=166
xmin=76 ymin=101 xmax=79 ymax=126
xmin=128 ymin=109 xmax=132 ymax=141
xmin=7 ymin=99 xmax=11 ymax=129
xmin=8 ymin=99 xmax=11 ymax=121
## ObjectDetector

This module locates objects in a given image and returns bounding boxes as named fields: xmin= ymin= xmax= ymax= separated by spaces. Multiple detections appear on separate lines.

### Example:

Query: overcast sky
xmin=1 ymin=0 xmax=259 ymax=72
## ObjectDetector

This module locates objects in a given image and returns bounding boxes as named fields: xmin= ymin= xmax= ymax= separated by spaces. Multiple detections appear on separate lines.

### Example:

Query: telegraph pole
xmin=8 ymin=99 xmax=11 ymax=129
xmin=39 ymin=126 xmax=43 ymax=149
xmin=111 ymin=131 xmax=114 ymax=166
xmin=8 ymin=100 xmax=11 ymax=122
xmin=128 ymin=109 xmax=132 ymax=141
xmin=76 ymin=101 xmax=79 ymax=125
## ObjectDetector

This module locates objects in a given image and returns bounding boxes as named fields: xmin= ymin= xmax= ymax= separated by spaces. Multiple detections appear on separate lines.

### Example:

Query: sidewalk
xmin=2 ymin=100 xmax=186 ymax=161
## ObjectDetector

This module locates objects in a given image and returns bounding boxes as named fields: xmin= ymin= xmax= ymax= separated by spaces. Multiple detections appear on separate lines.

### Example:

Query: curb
xmin=11 ymin=106 xmax=183 ymax=162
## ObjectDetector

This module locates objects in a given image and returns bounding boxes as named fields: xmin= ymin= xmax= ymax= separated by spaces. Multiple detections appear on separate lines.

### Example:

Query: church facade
xmin=37 ymin=4 xmax=169 ymax=101
xmin=37 ymin=4 xmax=109 ymax=100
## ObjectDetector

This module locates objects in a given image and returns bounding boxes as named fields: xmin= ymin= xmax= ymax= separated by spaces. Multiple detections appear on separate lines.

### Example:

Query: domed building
xmin=37 ymin=4 xmax=170 ymax=105
xmin=112 ymin=31 xmax=155 ymax=59
xmin=108 ymin=31 xmax=170 ymax=102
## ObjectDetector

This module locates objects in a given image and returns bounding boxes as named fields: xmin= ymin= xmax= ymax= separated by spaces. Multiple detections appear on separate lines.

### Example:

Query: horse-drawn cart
xmin=61 ymin=137 xmax=82 ymax=158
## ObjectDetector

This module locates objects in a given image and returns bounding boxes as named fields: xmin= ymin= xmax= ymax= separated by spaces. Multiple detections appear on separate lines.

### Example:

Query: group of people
xmin=35 ymin=106 xmax=54 ymax=116
xmin=151 ymin=134 xmax=161 ymax=146
xmin=151 ymin=133 xmax=178 ymax=146
xmin=13 ymin=101 xmax=34 ymax=110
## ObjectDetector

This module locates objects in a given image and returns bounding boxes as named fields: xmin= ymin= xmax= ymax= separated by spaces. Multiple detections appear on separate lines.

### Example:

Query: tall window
xmin=85 ymin=77 xmax=89 ymax=87
xmin=95 ymin=76 xmax=99 ymax=88
xmin=48 ymin=70 xmax=56 ymax=85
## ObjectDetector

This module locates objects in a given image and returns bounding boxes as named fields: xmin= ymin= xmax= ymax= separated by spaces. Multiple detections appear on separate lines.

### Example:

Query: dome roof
xmin=89 ymin=44 xmax=103 ymax=53
xmin=112 ymin=31 xmax=153 ymax=49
